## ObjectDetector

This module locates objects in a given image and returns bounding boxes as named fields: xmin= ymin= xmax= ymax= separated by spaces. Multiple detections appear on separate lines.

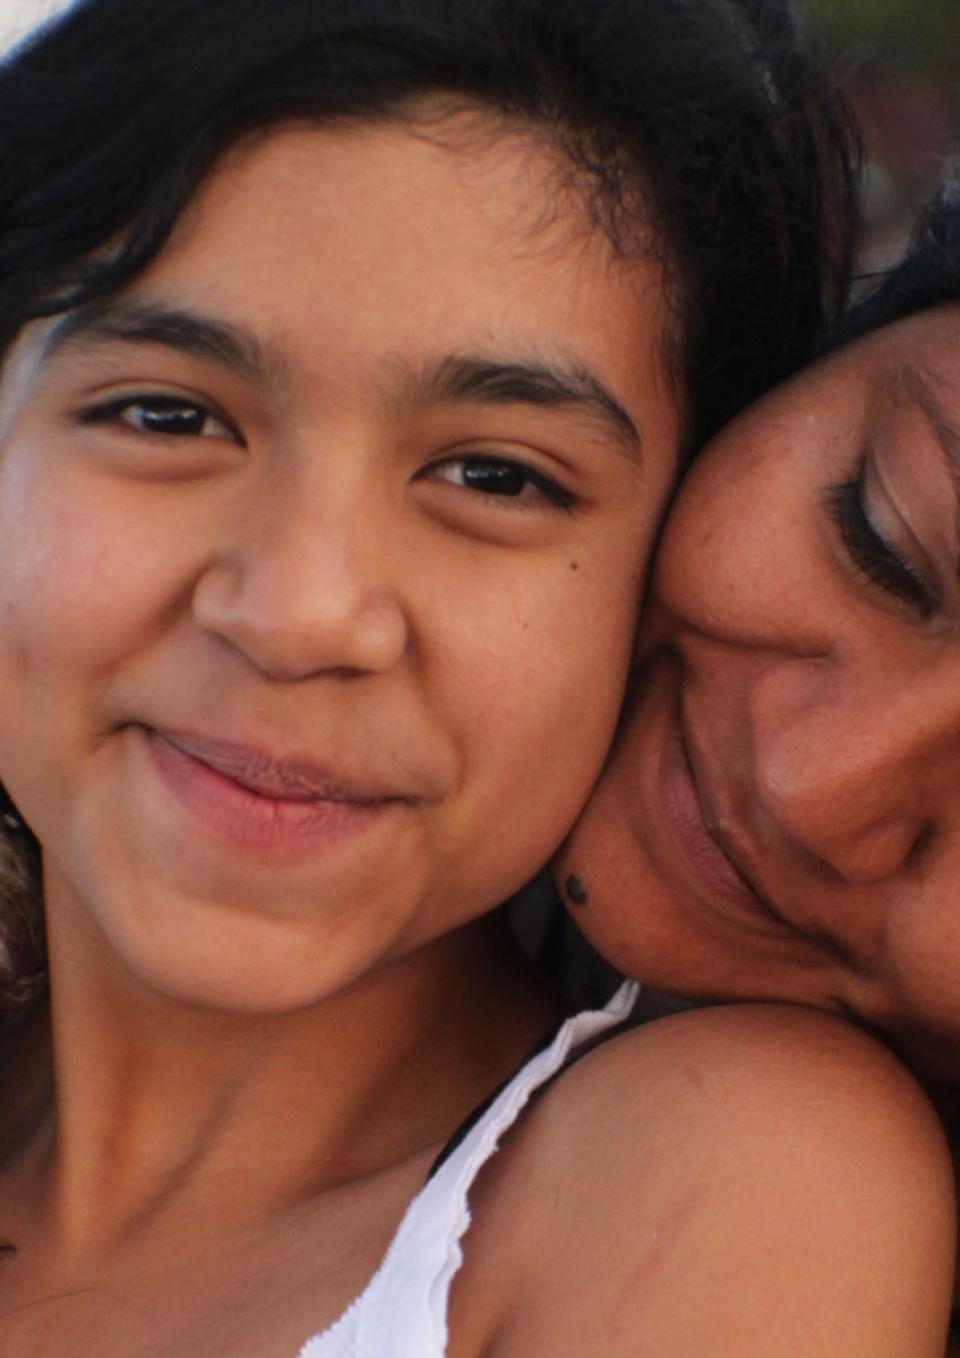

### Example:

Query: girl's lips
xmin=144 ymin=727 xmax=401 ymax=855
xmin=158 ymin=728 xmax=405 ymax=803
xmin=657 ymin=707 xmax=786 ymax=932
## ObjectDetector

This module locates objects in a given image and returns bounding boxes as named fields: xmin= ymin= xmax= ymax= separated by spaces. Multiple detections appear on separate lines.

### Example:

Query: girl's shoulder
xmin=451 ymin=1003 xmax=955 ymax=1358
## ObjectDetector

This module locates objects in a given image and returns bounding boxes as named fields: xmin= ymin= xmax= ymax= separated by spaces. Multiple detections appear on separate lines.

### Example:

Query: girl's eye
xmin=425 ymin=454 xmax=574 ymax=510
xmin=77 ymin=394 xmax=237 ymax=441
xmin=825 ymin=474 xmax=935 ymax=618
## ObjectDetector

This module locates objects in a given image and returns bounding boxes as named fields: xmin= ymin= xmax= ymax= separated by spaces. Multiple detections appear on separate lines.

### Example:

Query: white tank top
xmin=297 ymin=982 xmax=638 ymax=1358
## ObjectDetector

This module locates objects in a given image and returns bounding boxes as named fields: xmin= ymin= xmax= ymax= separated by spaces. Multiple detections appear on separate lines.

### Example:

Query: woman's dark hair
xmin=827 ymin=181 xmax=960 ymax=349
xmin=0 ymin=0 xmax=860 ymax=1012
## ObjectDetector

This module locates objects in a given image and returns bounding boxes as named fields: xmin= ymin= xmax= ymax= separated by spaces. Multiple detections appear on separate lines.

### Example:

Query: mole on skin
xmin=565 ymin=874 xmax=589 ymax=906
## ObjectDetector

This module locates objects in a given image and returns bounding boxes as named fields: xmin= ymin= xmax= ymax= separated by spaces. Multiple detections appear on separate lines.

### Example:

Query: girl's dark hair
xmin=0 ymin=0 xmax=860 ymax=1012
xmin=0 ymin=0 xmax=859 ymax=439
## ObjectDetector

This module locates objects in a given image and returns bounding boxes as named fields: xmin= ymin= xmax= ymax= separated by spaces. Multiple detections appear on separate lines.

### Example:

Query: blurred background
xmin=807 ymin=0 xmax=960 ymax=271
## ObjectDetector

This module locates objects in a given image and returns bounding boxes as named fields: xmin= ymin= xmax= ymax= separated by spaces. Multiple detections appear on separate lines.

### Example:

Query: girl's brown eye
xmin=426 ymin=454 xmax=574 ymax=510
xmin=461 ymin=460 xmax=527 ymax=497
xmin=79 ymin=393 xmax=237 ymax=442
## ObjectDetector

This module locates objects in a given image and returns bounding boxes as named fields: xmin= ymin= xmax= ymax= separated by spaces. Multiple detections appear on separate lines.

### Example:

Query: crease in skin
xmin=0 ymin=1285 xmax=107 ymax=1325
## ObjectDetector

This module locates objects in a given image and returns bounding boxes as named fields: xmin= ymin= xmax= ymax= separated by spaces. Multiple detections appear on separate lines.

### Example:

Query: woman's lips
xmin=658 ymin=706 xmax=787 ymax=932
xmin=144 ymin=727 xmax=404 ymax=855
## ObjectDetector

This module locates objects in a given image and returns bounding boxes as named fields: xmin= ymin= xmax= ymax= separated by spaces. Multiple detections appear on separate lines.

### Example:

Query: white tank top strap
xmin=297 ymin=980 xmax=639 ymax=1358
xmin=0 ymin=0 xmax=79 ymax=58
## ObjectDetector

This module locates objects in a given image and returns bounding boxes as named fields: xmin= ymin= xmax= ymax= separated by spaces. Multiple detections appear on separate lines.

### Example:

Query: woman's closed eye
xmin=825 ymin=473 xmax=936 ymax=618
xmin=76 ymin=392 xmax=240 ymax=443
xmin=422 ymin=453 xmax=575 ymax=511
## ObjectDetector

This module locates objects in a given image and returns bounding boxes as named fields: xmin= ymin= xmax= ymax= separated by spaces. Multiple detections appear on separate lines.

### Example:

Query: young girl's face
xmin=557 ymin=304 xmax=960 ymax=1078
xmin=0 ymin=117 xmax=681 ymax=1011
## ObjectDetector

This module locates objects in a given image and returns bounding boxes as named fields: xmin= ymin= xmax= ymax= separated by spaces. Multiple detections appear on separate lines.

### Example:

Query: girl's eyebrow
xmin=42 ymin=298 xmax=281 ymax=387
xmin=40 ymin=298 xmax=642 ymax=457
xmin=418 ymin=354 xmax=642 ymax=459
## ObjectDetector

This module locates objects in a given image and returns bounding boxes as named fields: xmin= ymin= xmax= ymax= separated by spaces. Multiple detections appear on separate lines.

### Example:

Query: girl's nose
xmin=191 ymin=474 xmax=409 ymax=682
xmin=751 ymin=654 xmax=960 ymax=883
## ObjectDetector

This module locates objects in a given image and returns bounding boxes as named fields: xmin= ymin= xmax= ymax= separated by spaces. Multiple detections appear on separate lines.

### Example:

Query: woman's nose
xmin=191 ymin=475 xmax=409 ymax=682
xmin=751 ymin=654 xmax=960 ymax=883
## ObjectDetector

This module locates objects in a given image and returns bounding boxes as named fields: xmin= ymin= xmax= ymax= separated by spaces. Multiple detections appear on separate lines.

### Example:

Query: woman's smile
xmin=657 ymin=691 xmax=798 ymax=939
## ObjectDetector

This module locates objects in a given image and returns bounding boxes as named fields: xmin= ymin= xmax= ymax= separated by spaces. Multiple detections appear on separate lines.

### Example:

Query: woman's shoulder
xmin=454 ymin=1003 xmax=955 ymax=1358
xmin=557 ymin=998 xmax=948 ymax=1146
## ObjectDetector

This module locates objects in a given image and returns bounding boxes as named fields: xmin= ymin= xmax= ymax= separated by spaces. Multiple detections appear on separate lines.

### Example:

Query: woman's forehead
xmin=748 ymin=301 xmax=960 ymax=427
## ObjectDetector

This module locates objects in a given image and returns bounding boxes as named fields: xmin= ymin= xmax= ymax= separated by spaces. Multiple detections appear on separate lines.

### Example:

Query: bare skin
xmin=451 ymin=1005 xmax=954 ymax=1358
xmin=0 ymin=918 xmax=561 ymax=1357
xmin=0 ymin=963 xmax=952 ymax=1358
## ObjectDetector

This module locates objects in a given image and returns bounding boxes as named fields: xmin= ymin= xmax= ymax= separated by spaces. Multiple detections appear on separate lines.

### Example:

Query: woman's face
xmin=557 ymin=303 xmax=960 ymax=1077
xmin=0 ymin=117 xmax=681 ymax=1011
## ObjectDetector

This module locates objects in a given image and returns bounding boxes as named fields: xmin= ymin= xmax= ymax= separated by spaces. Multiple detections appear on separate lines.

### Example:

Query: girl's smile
xmin=142 ymin=726 xmax=407 ymax=858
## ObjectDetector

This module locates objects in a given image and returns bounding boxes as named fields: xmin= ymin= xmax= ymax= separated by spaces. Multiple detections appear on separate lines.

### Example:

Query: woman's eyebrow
xmin=417 ymin=354 xmax=642 ymax=459
xmin=896 ymin=362 xmax=960 ymax=560
xmin=42 ymin=298 xmax=281 ymax=387
xmin=897 ymin=361 xmax=960 ymax=479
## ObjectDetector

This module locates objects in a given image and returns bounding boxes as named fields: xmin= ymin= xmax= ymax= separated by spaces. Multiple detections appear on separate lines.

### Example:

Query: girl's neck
xmin=0 ymin=911 xmax=561 ymax=1263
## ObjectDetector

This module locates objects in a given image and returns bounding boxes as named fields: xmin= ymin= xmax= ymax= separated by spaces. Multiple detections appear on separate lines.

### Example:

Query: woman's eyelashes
xmin=421 ymin=453 xmax=576 ymax=511
xmin=75 ymin=392 xmax=240 ymax=442
xmin=825 ymin=471 xmax=936 ymax=618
